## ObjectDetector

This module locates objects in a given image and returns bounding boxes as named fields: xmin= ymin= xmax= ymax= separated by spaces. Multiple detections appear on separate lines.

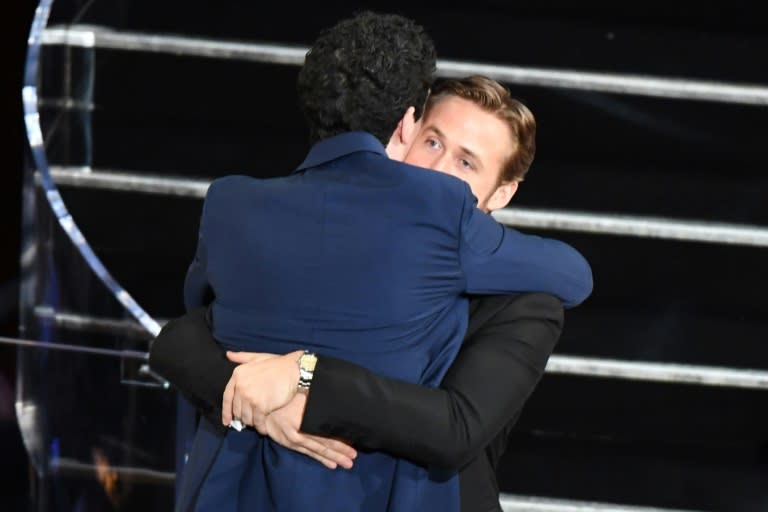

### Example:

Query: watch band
xmin=297 ymin=350 xmax=317 ymax=391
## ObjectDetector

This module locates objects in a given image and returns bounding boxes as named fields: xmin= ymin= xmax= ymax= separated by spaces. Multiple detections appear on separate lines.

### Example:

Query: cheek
xmin=465 ymin=176 xmax=498 ymax=202
xmin=404 ymin=147 xmax=431 ymax=168
xmin=463 ymin=177 xmax=484 ymax=198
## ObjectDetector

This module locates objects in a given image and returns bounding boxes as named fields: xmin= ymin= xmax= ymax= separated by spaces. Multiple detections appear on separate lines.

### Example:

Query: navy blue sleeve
xmin=183 ymin=187 xmax=214 ymax=311
xmin=459 ymin=194 xmax=593 ymax=308
xmin=183 ymin=231 xmax=210 ymax=310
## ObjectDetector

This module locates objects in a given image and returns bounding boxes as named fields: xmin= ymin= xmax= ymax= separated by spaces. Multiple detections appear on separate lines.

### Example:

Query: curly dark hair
xmin=297 ymin=11 xmax=437 ymax=146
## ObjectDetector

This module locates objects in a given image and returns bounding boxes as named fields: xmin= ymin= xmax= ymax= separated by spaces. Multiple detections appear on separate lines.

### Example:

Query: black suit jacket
xmin=149 ymin=293 xmax=563 ymax=512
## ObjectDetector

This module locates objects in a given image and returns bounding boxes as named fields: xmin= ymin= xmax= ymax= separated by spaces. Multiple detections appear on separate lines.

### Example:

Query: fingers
xmin=288 ymin=432 xmax=355 ymax=470
xmin=222 ymin=355 xmax=299 ymax=430
xmin=291 ymin=443 xmax=339 ymax=470
xmin=226 ymin=351 xmax=277 ymax=364
xmin=231 ymin=391 xmax=242 ymax=428
xmin=221 ymin=377 xmax=235 ymax=425
xmin=318 ymin=437 xmax=358 ymax=462
xmin=253 ymin=415 xmax=268 ymax=435
xmin=239 ymin=402 xmax=253 ymax=428
xmin=264 ymin=404 xmax=355 ymax=470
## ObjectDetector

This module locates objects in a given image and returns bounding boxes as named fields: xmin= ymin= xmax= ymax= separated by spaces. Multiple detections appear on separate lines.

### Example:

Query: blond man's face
xmin=405 ymin=96 xmax=516 ymax=212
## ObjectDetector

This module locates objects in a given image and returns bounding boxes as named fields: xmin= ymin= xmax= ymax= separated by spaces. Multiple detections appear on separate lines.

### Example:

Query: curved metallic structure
xmin=22 ymin=0 xmax=160 ymax=336
xmin=18 ymin=7 xmax=175 ymax=509
xmin=23 ymin=0 xmax=161 ymax=338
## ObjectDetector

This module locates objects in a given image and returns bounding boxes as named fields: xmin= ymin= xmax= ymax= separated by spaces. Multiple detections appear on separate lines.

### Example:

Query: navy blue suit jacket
xmin=179 ymin=131 xmax=592 ymax=512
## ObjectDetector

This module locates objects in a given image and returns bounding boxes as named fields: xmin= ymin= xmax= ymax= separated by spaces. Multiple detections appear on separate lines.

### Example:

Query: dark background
xmin=4 ymin=1 xmax=768 ymax=510
xmin=2 ymin=1 xmax=36 ymax=509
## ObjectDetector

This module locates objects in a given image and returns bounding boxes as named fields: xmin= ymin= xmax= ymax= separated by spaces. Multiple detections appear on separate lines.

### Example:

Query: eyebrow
xmin=426 ymin=126 xmax=483 ymax=169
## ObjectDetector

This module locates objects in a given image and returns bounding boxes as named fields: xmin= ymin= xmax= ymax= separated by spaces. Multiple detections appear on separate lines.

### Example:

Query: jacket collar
xmin=294 ymin=131 xmax=387 ymax=173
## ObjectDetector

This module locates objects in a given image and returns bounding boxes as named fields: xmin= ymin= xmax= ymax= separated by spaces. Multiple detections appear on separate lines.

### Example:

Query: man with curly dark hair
xmin=296 ymin=11 xmax=436 ymax=149
xmin=175 ymin=10 xmax=591 ymax=512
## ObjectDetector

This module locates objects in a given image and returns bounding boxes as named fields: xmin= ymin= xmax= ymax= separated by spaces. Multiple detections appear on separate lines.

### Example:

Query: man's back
xmin=186 ymin=132 xmax=479 ymax=511
xmin=195 ymin=133 xmax=473 ymax=385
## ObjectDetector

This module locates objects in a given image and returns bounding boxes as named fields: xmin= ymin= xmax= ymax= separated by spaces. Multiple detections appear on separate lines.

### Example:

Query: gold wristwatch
xmin=297 ymin=350 xmax=317 ymax=393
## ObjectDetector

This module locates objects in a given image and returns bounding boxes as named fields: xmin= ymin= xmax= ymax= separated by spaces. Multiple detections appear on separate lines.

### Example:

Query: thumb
xmin=226 ymin=351 xmax=277 ymax=364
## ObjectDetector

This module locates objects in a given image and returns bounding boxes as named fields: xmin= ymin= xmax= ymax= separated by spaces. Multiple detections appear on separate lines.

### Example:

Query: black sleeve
xmin=148 ymin=307 xmax=236 ymax=421
xmin=301 ymin=293 xmax=563 ymax=470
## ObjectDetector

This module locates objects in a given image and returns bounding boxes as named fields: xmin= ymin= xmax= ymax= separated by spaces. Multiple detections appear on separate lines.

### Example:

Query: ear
xmin=385 ymin=106 xmax=419 ymax=160
xmin=398 ymin=106 xmax=419 ymax=145
xmin=486 ymin=181 xmax=519 ymax=212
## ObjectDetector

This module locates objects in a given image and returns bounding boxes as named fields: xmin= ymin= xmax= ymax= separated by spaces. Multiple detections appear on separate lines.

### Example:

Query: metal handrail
xmin=44 ymin=167 xmax=768 ymax=248
xmin=41 ymin=24 xmax=768 ymax=106
xmin=499 ymin=494 xmax=702 ymax=512
xmin=1 ymin=335 xmax=148 ymax=360
xmin=7 ymin=320 xmax=768 ymax=390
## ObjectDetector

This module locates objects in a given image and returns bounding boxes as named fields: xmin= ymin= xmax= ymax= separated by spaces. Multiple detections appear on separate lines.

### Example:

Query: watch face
xmin=300 ymin=354 xmax=318 ymax=372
